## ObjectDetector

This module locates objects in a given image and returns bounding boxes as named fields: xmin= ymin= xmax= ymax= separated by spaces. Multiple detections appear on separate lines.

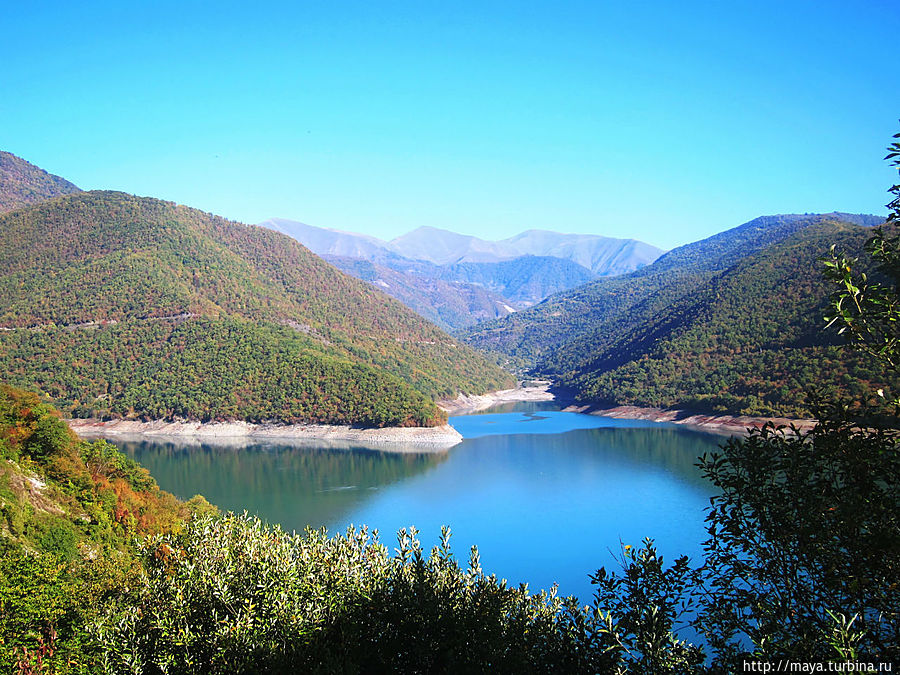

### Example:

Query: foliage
xmin=0 ymin=189 xmax=514 ymax=427
xmin=590 ymin=540 xmax=705 ymax=673
xmin=90 ymin=513 xmax=616 ymax=674
xmin=0 ymin=318 xmax=446 ymax=427
xmin=560 ymin=222 xmax=894 ymax=418
xmin=0 ymin=384 xmax=193 ymax=673
xmin=823 ymin=127 xmax=900 ymax=390
xmin=588 ymin=132 xmax=900 ymax=667
xmin=0 ymin=151 xmax=80 ymax=215
xmin=696 ymin=414 xmax=900 ymax=664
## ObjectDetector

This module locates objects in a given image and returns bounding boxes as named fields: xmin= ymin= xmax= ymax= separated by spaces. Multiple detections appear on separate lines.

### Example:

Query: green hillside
xmin=465 ymin=214 xmax=890 ymax=418
xmin=554 ymin=222 xmax=898 ymax=417
xmin=0 ymin=151 xmax=81 ymax=214
xmin=0 ymin=190 xmax=513 ymax=426
xmin=463 ymin=213 xmax=882 ymax=367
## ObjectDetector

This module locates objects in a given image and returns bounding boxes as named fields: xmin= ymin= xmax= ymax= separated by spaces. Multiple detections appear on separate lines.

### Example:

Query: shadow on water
xmin=116 ymin=440 xmax=448 ymax=531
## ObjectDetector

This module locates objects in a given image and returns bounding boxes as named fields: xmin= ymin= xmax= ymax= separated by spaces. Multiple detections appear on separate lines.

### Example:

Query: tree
xmin=591 ymin=128 xmax=900 ymax=669
xmin=694 ymin=128 xmax=900 ymax=664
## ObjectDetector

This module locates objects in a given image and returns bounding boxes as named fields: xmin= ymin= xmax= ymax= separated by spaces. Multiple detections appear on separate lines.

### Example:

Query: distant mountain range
xmin=0 ymin=152 xmax=514 ymax=426
xmin=260 ymin=218 xmax=664 ymax=329
xmin=464 ymin=212 xmax=892 ymax=418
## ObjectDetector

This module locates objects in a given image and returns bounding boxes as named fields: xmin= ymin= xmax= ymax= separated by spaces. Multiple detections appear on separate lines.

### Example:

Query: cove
xmin=114 ymin=403 xmax=723 ymax=603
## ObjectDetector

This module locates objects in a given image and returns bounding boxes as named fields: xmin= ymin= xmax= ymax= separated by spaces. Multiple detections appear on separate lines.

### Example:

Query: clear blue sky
xmin=2 ymin=1 xmax=898 ymax=249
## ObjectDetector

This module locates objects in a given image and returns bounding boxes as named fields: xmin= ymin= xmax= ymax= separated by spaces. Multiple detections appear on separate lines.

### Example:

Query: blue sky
xmin=2 ymin=1 xmax=898 ymax=249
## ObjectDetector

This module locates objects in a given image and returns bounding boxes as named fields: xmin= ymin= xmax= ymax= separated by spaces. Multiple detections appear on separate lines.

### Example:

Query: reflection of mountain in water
xmin=579 ymin=426 xmax=721 ymax=490
xmin=115 ymin=440 xmax=448 ymax=532
xmin=445 ymin=425 xmax=720 ymax=495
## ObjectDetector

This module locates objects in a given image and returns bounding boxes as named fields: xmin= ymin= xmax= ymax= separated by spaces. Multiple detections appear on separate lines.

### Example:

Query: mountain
xmin=324 ymin=255 xmax=515 ymax=330
xmin=388 ymin=226 xmax=518 ymax=264
xmin=323 ymin=253 xmax=595 ymax=329
xmin=464 ymin=213 xmax=885 ymax=364
xmin=260 ymin=219 xmax=664 ymax=329
xmin=261 ymin=218 xmax=394 ymax=259
xmin=0 ymin=188 xmax=514 ymax=427
xmin=464 ymin=213 xmax=889 ymax=418
xmin=387 ymin=225 xmax=664 ymax=273
xmin=0 ymin=151 xmax=81 ymax=213
xmin=501 ymin=229 xmax=663 ymax=275
xmin=436 ymin=256 xmax=595 ymax=307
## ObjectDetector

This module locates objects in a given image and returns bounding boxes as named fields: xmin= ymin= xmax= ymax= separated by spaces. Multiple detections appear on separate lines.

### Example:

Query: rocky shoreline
xmin=437 ymin=381 xmax=555 ymax=415
xmin=565 ymin=404 xmax=817 ymax=436
xmin=66 ymin=383 xmax=558 ymax=452
xmin=67 ymin=418 xmax=463 ymax=452
xmin=66 ymin=384 xmax=803 ymax=449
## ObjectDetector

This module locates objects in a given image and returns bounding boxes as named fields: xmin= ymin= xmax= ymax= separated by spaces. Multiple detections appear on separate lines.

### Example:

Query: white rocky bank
xmin=67 ymin=383 xmax=556 ymax=452
xmin=68 ymin=418 xmax=463 ymax=452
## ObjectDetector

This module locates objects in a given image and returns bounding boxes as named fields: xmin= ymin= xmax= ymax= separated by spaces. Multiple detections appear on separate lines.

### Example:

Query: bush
xmin=90 ymin=513 xmax=618 ymax=674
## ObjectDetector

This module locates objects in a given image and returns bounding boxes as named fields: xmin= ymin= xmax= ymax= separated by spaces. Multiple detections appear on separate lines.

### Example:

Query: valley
xmin=3 ymin=3 xmax=898 ymax=670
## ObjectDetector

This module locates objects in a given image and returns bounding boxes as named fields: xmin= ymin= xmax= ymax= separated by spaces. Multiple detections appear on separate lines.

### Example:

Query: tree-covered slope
xmin=0 ymin=151 xmax=81 ymax=213
xmin=0 ymin=191 xmax=513 ymax=425
xmin=551 ymin=221 xmax=895 ymax=417
xmin=464 ymin=213 xmax=883 ymax=367
xmin=464 ymin=213 xmax=890 ymax=417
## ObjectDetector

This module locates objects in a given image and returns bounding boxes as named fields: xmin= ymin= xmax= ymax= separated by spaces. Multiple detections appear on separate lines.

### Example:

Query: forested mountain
xmin=465 ymin=213 xmax=884 ymax=363
xmin=465 ymin=213 xmax=890 ymax=417
xmin=0 ymin=151 xmax=81 ymax=213
xmin=0 ymin=190 xmax=514 ymax=426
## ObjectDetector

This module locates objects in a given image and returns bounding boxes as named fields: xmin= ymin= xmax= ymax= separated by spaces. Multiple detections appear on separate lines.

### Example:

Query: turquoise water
xmin=115 ymin=404 xmax=722 ymax=603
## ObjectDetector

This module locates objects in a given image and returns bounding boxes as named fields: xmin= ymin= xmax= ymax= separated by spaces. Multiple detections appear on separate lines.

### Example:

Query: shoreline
xmin=565 ymin=403 xmax=817 ymax=436
xmin=67 ymin=418 xmax=463 ymax=452
xmin=437 ymin=381 xmax=555 ymax=415
xmin=66 ymin=382 xmax=557 ymax=451
xmin=65 ymin=384 xmax=810 ymax=448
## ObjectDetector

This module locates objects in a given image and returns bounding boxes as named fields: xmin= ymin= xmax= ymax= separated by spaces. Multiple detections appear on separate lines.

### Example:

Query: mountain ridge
xmin=0 ymin=181 xmax=514 ymax=426
xmin=259 ymin=218 xmax=664 ymax=329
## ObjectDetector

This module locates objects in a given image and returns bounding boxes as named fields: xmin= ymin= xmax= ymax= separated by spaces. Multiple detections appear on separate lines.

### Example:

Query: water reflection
xmin=117 ymin=440 xmax=448 ymax=531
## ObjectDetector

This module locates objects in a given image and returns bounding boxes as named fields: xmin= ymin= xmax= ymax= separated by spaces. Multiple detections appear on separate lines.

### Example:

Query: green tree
xmin=590 ymin=128 xmax=900 ymax=670
xmin=694 ymin=130 xmax=900 ymax=663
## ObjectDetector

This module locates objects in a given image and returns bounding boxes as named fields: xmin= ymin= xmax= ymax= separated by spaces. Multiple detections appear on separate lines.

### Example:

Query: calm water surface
xmin=116 ymin=403 xmax=723 ymax=602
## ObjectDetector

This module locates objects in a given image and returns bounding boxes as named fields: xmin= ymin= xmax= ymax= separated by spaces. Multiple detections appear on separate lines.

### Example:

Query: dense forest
xmin=0 ymin=186 xmax=514 ymax=426
xmin=465 ymin=213 xmax=889 ymax=417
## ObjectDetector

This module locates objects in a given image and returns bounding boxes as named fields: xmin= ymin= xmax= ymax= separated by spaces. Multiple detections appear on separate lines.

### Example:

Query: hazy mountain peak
xmin=259 ymin=217 xmax=393 ymax=259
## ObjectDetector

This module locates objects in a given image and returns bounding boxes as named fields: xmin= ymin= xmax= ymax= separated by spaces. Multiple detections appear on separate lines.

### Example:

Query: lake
xmin=114 ymin=402 xmax=723 ymax=604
